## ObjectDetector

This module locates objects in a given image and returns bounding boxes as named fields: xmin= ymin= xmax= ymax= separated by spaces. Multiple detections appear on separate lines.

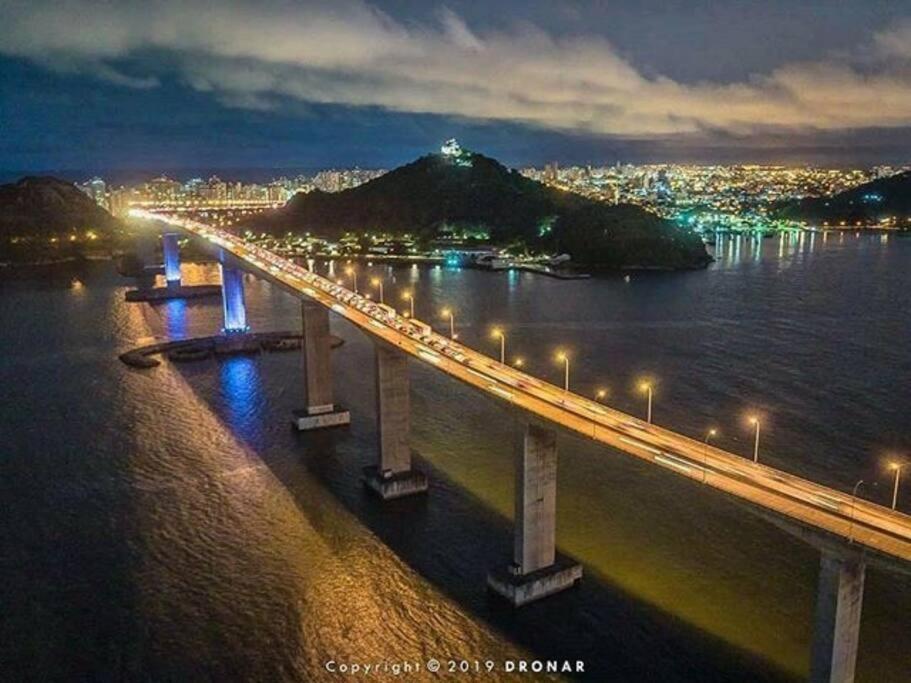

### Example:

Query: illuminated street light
xmin=748 ymin=416 xmax=761 ymax=463
xmin=595 ymin=388 xmax=607 ymax=402
xmin=441 ymin=307 xmax=457 ymax=339
xmin=371 ymin=277 xmax=384 ymax=304
xmin=889 ymin=462 xmax=904 ymax=511
xmin=491 ymin=328 xmax=505 ymax=364
xmin=513 ymin=357 xmax=525 ymax=368
xmin=556 ymin=351 xmax=570 ymax=391
xmin=639 ymin=382 xmax=653 ymax=423
xmin=401 ymin=290 xmax=415 ymax=318
xmin=703 ymin=428 xmax=718 ymax=483
xmin=849 ymin=479 xmax=866 ymax=543
xmin=345 ymin=266 xmax=358 ymax=293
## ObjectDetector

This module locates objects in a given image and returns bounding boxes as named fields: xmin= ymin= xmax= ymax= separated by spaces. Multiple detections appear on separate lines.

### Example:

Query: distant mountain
xmin=777 ymin=171 xmax=911 ymax=227
xmin=0 ymin=176 xmax=121 ymax=263
xmin=248 ymin=148 xmax=709 ymax=270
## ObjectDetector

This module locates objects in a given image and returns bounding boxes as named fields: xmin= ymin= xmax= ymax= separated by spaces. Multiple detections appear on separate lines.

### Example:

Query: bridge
xmin=131 ymin=209 xmax=911 ymax=683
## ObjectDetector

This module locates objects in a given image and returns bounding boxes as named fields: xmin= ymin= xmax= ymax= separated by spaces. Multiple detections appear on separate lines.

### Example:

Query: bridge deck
xmin=133 ymin=210 xmax=911 ymax=566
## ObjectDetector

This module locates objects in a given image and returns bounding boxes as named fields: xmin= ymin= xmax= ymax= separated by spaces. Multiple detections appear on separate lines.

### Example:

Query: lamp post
xmin=441 ymin=308 xmax=456 ymax=339
xmin=849 ymin=479 xmax=865 ymax=544
xmin=371 ymin=277 xmax=384 ymax=304
xmin=491 ymin=328 xmax=505 ymax=364
xmin=402 ymin=290 xmax=415 ymax=318
xmin=345 ymin=266 xmax=358 ymax=293
xmin=703 ymin=428 xmax=718 ymax=483
xmin=889 ymin=462 xmax=904 ymax=511
xmin=748 ymin=416 xmax=761 ymax=463
xmin=556 ymin=352 xmax=570 ymax=391
xmin=639 ymin=382 xmax=653 ymax=423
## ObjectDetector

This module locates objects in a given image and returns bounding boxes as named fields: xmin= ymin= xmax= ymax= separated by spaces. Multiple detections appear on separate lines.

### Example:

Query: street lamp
xmin=748 ymin=416 xmax=761 ymax=463
xmin=371 ymin=277 xmax=384 ymax=304
xmin=849 ymin=479 xmax=865 ymax=544
xmin=888 ymin=462 xmax=904 ymax=511
xmin=401 ymin=290 xmax=415 ymax=318
xmin=595 ymin=388 xmax=607 ymax=402
xmin=441 ymin=307 xmax=457 ymax=339
xmin=345 ymin=266 xmax=358 ymax=293
xmin=703 ymin=428 xmax=718 ymax=483
xmin=513 ymin=357 xmax=525 ymax=368
xmin=639 ymin=382 xmax=653 ymax=423
xmin=491 ymin=328 xmax=505 ymax=364
xmin=556 ymin=351 xmax=570 ymax=391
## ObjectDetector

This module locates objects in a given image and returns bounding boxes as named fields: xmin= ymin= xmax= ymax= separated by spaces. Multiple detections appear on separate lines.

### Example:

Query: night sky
xmin=2 ymin=0 xmax=911 ymax=174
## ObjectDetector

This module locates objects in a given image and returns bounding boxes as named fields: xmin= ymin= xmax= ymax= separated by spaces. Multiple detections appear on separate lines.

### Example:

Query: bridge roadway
xmin=136 ymin=210 xmax=911 ymax=567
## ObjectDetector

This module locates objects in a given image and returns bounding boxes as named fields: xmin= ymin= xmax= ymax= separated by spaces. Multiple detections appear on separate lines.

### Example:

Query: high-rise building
xmin=544 ymin=162 xmax=559 ymax=182
xmin=108 ymin=187 xmax=131 ymax=217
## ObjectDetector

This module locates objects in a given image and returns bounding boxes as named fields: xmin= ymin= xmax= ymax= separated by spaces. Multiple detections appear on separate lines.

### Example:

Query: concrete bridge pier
xmin=292 ymin=301 xmax=351 ymax=430
xmin=487 ymin=422 xmax=582 ymax=606
xmin=219 ymin=256 xmax=248 ymax=335
xmin=362 ymin=343 xmax=428 ymax=499
xmin=810 ymin=549 xmax=866 ymax=683
xmin=162 ymin=232 xmax=181 ymax=287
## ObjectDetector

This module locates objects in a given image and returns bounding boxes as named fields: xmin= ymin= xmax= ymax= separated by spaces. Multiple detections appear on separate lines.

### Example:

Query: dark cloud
xmin=1 ymin=0 xmax=910 ymax=169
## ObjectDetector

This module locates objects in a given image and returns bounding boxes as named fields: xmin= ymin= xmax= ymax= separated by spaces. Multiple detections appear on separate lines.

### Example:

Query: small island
xmin=244 ymin=141 xmax=711 ymax=271
xmin=0 ymin=176 xmax=124 ymax=265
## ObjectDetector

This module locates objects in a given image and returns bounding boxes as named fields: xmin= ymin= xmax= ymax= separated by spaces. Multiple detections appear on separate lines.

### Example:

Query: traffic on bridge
xmin=132 ymin=209 xmax=911 ymax=567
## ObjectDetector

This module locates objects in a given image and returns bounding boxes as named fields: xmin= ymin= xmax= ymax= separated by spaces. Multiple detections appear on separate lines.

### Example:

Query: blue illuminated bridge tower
xmin=162 ymin=232 xmax=182 ymax=288
xmin=218 ymin=251 xmax=248 ymax=334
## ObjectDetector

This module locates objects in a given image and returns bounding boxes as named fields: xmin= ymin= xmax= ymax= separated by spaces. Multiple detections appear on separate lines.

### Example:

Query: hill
xmin=0 ymin=176 xmax=122 ymax=263
xmin=248 ymin=147 xmax=709 ymax=270
xmin=777 ymin=171 xmax=911 ymax=227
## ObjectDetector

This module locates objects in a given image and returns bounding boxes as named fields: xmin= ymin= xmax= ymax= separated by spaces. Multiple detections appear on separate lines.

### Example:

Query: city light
xmin=441 ymin=307 xmax=457 ymax=339
xmin=703 ymin=428 xmax=718 ymax=483
xmin=849 ymin=480 xmax=866 ymax=544
xmin=747 ymin=416 xmax=761 ymax=463
xmin=556 ymin=351 xmax=570 ymax=392
xmin=401 ymin=290 xmax=415 ymax=318
xmin=345 ymin=266 xmax=358 ymax=293
xmin=491 ymin=327 xmax=505 ymax=364
xmin=639 ymin=381 xmax=653 ymax=423
xmin=889 ymin=462 xmax=905 ymax=511
xmin=370 ymin=277 xmax=384 ymax=304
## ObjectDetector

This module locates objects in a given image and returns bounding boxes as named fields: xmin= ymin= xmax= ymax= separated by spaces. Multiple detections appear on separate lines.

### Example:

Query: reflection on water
xmin=161 ymin=298 xmax=188 ymax=338
xmin=220 ymin=356 xmax=265 ymax=443
xmin=1 ymin=232 xmax=910 ymax=682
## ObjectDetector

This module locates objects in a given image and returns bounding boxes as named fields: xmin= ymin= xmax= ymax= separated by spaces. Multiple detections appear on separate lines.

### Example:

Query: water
xmin=1 ymin=232 xmax=910 ymax=681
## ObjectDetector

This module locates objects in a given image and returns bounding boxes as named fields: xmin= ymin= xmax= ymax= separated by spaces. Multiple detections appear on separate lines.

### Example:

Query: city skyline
xmin=3 ymin=1 xmax=911 ymax=171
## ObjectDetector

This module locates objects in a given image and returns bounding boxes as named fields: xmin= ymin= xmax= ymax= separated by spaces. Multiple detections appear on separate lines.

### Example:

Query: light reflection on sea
xmin=1 ymin=231 xmax=910 ymax=681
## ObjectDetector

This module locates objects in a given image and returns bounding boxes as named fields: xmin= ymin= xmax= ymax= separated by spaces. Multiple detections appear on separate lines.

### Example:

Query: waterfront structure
xmin=132 ymin=210 xmax=911 ymax=681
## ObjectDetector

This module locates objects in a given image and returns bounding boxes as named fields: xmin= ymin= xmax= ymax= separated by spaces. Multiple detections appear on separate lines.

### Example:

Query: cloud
xmin=875 ymin=22 xmax=911 ymax=61
xmin=1 ymin=0 xmax=910 ymax=138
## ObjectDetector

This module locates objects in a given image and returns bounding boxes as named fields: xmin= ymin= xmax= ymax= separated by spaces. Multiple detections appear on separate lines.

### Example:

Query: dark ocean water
xmin=1 ymin=232 xmax=910 ymax=681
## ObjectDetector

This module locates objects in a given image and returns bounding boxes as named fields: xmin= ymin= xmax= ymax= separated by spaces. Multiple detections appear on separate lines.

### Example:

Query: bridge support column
xmin=487 ymin=423 xmax=581 ymax=606
xmin=219 ymin=260 xmax=248 ymax=334
xmin=162 ymin=232 xmax=181 ymax=287
xmin=362 ymin=344 xmax=427 ymax=499
xmin=810 ymin=550 xmax=866 ymax=683
xmin=292 ymin=301 xmax=350 ymax=430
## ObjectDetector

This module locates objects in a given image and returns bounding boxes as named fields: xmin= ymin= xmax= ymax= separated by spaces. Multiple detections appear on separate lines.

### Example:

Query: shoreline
xmin=0 ymin=253 xmax=115 ymax=268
